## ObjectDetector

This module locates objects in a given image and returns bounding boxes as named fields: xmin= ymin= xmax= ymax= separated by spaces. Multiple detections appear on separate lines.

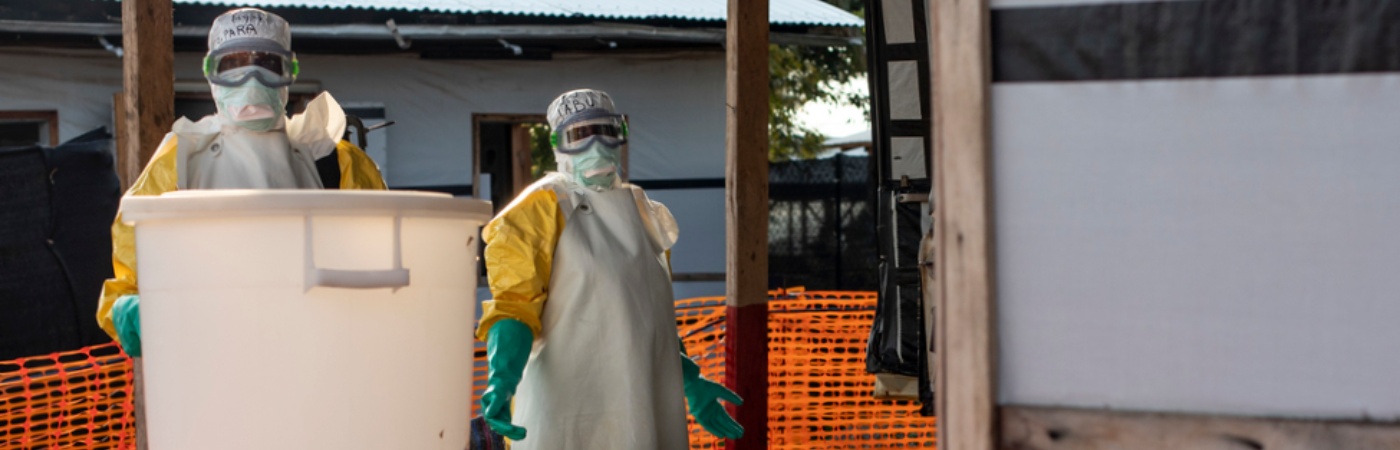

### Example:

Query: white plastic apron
xmin=512 ymin=181 xmax=689 ymax=450
xmin=172 ymin=114 xmax=323 ymax=190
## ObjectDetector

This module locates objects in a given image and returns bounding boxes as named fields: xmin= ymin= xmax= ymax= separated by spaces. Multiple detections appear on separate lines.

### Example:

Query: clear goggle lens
xmin=204 ymin=50 xmax=299 ymax=87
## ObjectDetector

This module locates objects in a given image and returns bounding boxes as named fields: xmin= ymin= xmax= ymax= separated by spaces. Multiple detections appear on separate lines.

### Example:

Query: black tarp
xmin=0 ymin=128 xmax=120 ymax=360
xmin=993 ymin=0 xmax=1400 ymax=82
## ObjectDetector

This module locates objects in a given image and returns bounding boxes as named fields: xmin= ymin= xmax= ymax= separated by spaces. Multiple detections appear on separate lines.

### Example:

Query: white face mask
xmin=211 ymin=68 xmax=288 ymax=132
xmin=557 ymin=142 xmax=622 ymax=190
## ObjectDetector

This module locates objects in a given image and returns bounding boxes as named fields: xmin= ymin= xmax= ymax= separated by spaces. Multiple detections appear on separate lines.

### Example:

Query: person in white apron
xmin=476 ymin=89 xmax=743 ymax=449
xmin=100 ymin=7 xmax=386 ymax=357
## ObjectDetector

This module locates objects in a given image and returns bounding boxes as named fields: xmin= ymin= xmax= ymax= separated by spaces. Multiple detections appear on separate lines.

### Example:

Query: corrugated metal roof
xmin=165 ymin=0 xmax=864 ymax=27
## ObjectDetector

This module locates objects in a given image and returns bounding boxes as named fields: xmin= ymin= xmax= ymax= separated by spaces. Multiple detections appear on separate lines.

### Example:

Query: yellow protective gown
xmin=476 ymin=184 xmax=564 ymax=339
xmin=95 ymin=135 xmax=386 ymax=342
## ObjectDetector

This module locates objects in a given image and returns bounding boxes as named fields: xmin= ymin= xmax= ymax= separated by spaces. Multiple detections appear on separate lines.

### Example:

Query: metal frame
xmin=864 ymin=0 xmax=936 ymax=414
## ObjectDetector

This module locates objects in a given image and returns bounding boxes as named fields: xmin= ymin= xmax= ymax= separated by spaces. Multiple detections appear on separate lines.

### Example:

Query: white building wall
xmin=0 ymin=48 xmax=125 ymax=143
xmin=0 ymin=47 xmax=728 ymax=299
xmin=171 ymin=51 xmax=729 ymax=186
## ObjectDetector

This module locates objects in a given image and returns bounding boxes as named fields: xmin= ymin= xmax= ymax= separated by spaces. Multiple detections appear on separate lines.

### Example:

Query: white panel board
xmin=889 ymin=60 xmax=923 ymax=121
xmin=890 ymin=137 xmax=926 ymax=180
xmin=881 ymin=0 xmax=918 ymax=44
xmin=993 ymin=74 xmax=1400 ymax=420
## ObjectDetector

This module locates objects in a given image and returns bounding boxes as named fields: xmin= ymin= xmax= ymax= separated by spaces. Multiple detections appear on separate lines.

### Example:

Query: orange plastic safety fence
xmin=678 ymin=291 xmax=936 ymax=449
xmin=0 ymin=342 xmax=136 ymax=449
xmin=465 ymin=291 xmax=935 ymax=448
xmin=471 ymin=346 xmax=488 ymax=417
xmin=8 ymin=292 xmax=928 ymax=449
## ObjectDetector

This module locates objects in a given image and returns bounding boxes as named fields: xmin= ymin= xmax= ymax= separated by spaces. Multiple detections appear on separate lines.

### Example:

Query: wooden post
xmin=121 ymin=1 xmax=172 ymax=446
xmin=120 ymin=0 xmax=174 ymax=188
xmin=725 ymin=0 xmax=770 ymax=448
xmin=931 ymin=1 xmax=996 ymax=450
xmin=113 ymin=93 xmax=127 ymax=187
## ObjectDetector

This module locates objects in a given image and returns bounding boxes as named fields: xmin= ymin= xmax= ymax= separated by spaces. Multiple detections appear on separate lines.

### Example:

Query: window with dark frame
xmin=0 ymin=111 xmax=59 ymax=147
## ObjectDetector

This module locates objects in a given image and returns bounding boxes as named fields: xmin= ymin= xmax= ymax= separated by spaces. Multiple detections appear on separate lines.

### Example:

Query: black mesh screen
xmin=768 ymin=154 xmax=877 ymax=291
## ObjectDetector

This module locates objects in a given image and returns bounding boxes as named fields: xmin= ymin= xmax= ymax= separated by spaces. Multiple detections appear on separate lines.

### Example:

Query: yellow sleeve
xmin=476 ymin=188 xmax=565 ymax=341
xmin=97 ymin=134 xmax=180 ymax=342
xmin=335 ymin=140 xmax=388 ymax=190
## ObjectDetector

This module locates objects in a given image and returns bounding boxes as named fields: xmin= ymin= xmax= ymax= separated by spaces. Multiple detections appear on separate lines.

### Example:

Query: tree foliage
xmin=768 ymin=2 xmax=868 ymax=161
xmin=526 ymin=123 xmax=556 ymax=180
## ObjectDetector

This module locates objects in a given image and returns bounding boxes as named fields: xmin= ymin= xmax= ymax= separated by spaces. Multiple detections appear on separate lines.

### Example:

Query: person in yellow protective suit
xmin=97 ymin=7 xmax=387 ymax=356
xmin=476 ymin=89 xmax=742 ymax=450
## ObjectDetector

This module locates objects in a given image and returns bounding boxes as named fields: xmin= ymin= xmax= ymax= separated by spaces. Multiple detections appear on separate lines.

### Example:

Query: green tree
xmin=526 ymin=123 xmax=556 ymax=180
xmin=769 ymin=1 xmax=868 ymax=161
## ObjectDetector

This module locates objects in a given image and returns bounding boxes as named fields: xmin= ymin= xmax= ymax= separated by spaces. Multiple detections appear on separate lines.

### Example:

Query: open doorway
xmin=472 ymin=114 xmax=550 ymax=212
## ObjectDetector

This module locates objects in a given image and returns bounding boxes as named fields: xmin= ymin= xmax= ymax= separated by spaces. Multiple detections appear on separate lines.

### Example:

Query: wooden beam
xmin=113 ymin=94 xmax=129 ymax=189
xmin=120 ymin=0 xmax=174 ymax=188
xmin=1002 ymin=406 xmax=1400 ymax=449
xmin=725 ymin=0 xmax=770 ymax=448
xmin=931 ymin=0 xmax=996 ymax=450
xmin=925 ymin=165 xmax=942 ymax=410
xmin=121 ymin=3 xmax=170 ymax=447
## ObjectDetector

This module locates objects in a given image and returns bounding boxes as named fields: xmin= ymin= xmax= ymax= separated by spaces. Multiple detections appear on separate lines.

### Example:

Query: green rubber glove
xmin=681 ymin=347 xmax=744 ymax=439
xmin=112 ymin=294 xmax=142 ymax=357
xmin=481 ymin=319 xmax=533 ymax=441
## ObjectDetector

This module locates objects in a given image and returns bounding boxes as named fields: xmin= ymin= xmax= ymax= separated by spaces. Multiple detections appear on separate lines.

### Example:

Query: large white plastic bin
xmin=121 ymin=190 xmax=492 ymax=450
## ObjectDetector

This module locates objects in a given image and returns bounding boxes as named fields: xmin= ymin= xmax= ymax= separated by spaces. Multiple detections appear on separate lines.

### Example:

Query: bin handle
xmin=304 ymin=215 xmax=410 ymax=291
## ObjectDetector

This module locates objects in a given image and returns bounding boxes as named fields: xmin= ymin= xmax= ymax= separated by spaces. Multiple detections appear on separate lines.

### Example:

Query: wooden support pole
xmin=119 ymin=0 xmax=174 ymax=189
xmin=725 ymin=0 xmax=770 ymax=448
xmin=931 ymin=0 xmax=996 ymax=450
xmin=120 ymin=1 xmax=172 ymax=447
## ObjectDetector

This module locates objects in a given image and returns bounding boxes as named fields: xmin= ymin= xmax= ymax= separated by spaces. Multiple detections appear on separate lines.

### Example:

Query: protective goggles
xmin=203 ymin=49 xmax=300 ymax=88
xmin=551 ymin=116 xmax=628 ymax=154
